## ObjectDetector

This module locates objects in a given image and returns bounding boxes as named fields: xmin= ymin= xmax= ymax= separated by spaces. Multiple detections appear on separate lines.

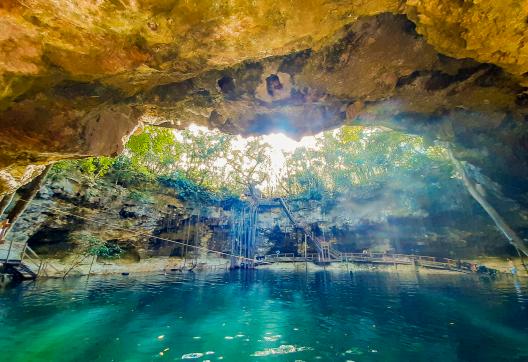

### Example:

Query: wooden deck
xmin=0 ymin=241 xmax=47 ymax=280
xmin=0 ymin=241 xmax=24 ymax=263
xmin=263 ymin=252 xmax=473 ymax=272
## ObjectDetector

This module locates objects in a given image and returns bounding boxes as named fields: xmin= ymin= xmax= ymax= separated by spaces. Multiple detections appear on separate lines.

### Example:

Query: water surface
xmin=0 ymin=269 xmax=527 ymax=361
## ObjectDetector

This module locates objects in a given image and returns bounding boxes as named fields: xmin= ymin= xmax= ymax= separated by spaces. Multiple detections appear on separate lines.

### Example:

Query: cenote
xmin=3 ymin=3 xmax=528 ymax=361
xmin=0 ymin=270 xmax=527 ymax=362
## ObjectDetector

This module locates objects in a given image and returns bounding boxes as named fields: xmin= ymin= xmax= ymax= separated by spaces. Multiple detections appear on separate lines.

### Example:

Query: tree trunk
xmin=5 ymin=165 xmax=52 ymax=235
xmin=447 ymin=147 xmax=528 ymax=257
xmin=87 ymin=254 xmax=97 ymax=277
xmin=62 ymin=253 xmax=90 ymax=279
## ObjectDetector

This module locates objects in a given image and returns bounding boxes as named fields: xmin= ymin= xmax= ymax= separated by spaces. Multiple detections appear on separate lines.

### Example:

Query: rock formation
xmin=10 ymin=166 xmax=526 ymax=260
xmin=2 ymin=0 xmax=528 ymax=202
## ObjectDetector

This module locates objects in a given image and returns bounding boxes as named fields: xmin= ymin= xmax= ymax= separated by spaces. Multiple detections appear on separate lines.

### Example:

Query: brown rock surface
xmin=1 ymin=1 xmax=528 ymax=195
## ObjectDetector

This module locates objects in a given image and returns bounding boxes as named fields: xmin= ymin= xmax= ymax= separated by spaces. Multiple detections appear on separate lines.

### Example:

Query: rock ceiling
xmin=1 ymin=0 xmax=528 ymax=196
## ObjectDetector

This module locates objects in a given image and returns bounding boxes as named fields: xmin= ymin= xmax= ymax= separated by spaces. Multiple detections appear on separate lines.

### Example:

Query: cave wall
xmin=260 ymin=175 xmax=528 ymax=258
xmin=2 ymin=1 xmax=528 ymax=199
xmin=9 ymin=168 xmax=527 ymax=261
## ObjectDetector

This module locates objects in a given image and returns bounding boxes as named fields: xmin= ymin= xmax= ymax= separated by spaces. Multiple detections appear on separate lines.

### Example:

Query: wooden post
xmin=87 ymin=254 xmax=96 ymax=277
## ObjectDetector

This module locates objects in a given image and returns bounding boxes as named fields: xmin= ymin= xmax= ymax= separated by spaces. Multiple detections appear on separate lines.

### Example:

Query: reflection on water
xmin=0 ymin=270 xmax=527 ymax=361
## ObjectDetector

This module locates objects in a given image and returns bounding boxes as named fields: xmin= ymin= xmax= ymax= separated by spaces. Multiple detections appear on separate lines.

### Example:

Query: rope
xmin=16 ymin=198 xmax=258 ymax=263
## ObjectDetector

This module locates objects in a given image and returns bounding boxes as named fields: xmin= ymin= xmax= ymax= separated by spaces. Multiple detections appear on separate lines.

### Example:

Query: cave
xmin=0 ymin=2 xmax=527 ymax=360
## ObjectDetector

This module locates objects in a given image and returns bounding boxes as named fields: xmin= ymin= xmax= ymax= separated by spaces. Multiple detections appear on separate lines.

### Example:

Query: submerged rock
xmin=251 ymin=345 xmax=313 ymax=357
xmin=181 ymin=352 xmax=204 ymax=359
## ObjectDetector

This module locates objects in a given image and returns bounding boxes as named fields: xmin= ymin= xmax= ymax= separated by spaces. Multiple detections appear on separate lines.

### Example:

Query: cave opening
xmin=217 ymin=76 xmax=236 ymax=95
xmin=265 ymin=74 xmax=283 ymax=96
xmin=2 ymin=3 xmax=528 ymax=359
xmin=5 ymin=121 xmax=522 ymax=273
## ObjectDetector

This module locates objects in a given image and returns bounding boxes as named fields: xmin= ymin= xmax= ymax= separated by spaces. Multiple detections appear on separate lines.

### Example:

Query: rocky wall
xmin=2 ymin=2 xmax=528 ymax=200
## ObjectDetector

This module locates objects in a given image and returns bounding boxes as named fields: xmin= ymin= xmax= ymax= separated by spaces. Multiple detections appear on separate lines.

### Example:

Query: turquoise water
xmin=0 ymin=269 xmax=527 ymax=362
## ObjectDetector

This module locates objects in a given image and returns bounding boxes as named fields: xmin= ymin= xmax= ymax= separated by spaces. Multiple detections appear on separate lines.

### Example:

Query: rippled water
xmin=0 ymin=269 xmax=527 ymax=361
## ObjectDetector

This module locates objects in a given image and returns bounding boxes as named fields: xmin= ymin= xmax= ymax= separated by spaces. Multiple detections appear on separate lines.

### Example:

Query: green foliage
xmin=79 ymin=157 xmax=115 ymax=179
xmin=49 ymin=160 xmax=77 ymax=181
xmin=111 ymin=156 xmax=154 ymax=187
xmin=159 ymin=173 xmax=218 ymax=203
xmin=73 ymin=232 xmax=122 ymax=259
xmin=177 ymin=128 xmax=233 ymax=190
xmin=50 ymin=157 xmax=115 ymax=181
xmin=126 ymin=126 xmax=271 ymax=198
xmin=125 ymin=126 xmax=181 ymax=176
xmin=279 ymin=125 xmax=453 ymax=199
xmin=88 ymin=241 xmax=122 ymax=259
xmin=225 ymin=138 xmax=271 ymax=194
xmin=128 ymin=190 xmax=152 ymax=203
xmin=49 ymin=124 xmax=453 ymax=204
xmin=337 ymin=125 xmax=362 ymax=144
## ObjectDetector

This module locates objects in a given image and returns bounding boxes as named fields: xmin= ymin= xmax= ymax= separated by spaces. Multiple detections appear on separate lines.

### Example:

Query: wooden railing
xmin=263 ymin=251 xmax=471 ymax=272
xmin=1 ymin=241 xmax=60 ymax=277
xmin=264 ymin=253 xmax=319 ymax=262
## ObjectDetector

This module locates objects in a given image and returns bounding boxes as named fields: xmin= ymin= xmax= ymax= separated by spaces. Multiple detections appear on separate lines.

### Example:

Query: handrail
xmin=275 ymin=199 xmax=466 ymax=266
xmin=265 ymin=251 xmax=471 ymax=271
xmin=21 ymin=246 xmax=43 ymax=276
xmin=264 ymin=253 xmax=318 ymax=260
xmin=24 ymin=245 xmax=40 ymax=260
xmin=19 ymin=244 xmax=58 ymax=277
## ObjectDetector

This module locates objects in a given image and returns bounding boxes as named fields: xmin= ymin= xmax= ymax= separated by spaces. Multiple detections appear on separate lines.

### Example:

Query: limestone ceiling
xmin=1 ymin=1 xmax=528 ymax=194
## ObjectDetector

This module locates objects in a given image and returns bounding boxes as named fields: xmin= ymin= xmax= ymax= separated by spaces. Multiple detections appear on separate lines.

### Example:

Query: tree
xmin=447 ymin=146 xmax=528 ymax=258
xmin=225 ymin=138 xmax=271 ymax=194
xmin=125 ymin=126 xmax=182 ymax=176
xmin=177 ymin=128 xmax=232 ymax=189
xmin=280 ymin=125 xmax=452 ymax=199
xmin=63 ymin=232 xmax=122 ymax=278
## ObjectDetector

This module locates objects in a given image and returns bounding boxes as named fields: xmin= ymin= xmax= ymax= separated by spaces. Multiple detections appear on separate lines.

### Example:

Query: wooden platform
xmin=0 ymin=240 xmax=23 ymax=262
xmin=263 ymin=252 xmax=475 ymax=273
xmin=1 ymin=241 xmax=44 ymax=280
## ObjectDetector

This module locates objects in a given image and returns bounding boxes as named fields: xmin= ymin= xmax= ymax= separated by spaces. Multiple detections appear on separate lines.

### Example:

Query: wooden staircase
xmin=276 ymin=197 xmax=341 ymax=262
xmin=11 ymin=263 xmax=36 ymax=280
xmin=1 ymin=241 xmax=46 ymax=280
